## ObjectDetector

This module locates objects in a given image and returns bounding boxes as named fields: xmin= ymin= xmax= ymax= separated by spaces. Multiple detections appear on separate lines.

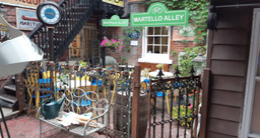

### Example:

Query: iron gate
xmin=148 ymin=67 xmax=201 ymax=138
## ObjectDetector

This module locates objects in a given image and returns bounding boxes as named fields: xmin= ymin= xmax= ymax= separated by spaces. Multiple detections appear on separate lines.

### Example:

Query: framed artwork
xmin=172 ymin=24 xmax=196 ymax=41
xmin=16 ymin=8 xmax=40 ymax=30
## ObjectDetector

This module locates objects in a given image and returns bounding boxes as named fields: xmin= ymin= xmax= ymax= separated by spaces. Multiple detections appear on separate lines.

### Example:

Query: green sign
xmin=102 ymin=15 xmax=129 ymax=27
xmin=131 ymin=3 xmax=189 ymax=27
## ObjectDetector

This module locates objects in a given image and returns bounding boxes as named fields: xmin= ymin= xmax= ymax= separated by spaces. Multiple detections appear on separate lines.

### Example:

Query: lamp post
xmin=192 ymin=53 xmax=207 ymax=75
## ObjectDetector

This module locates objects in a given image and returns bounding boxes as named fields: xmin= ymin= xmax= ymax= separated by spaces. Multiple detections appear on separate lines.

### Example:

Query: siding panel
xmin=213 ymin=29 xmax=248 ymax=45
xmin=211 ymin=60 xmax=246 ymax=76
xmin=209 ymin=104 xmax=241 ymax=122
xmin=207 ymin=132 xmax=237 ymax=138
xmin=211 ymin=45 xmax=247 ymax=61
xmin=208 ymin=118 xmax=239 ymax=136
xmin=217 ymin=7 xmax=251 ymax=28
xmin=211 ymin=90 xmax=243 ymax=107
xmin=212 ymin=75 xmax=245 ymax=92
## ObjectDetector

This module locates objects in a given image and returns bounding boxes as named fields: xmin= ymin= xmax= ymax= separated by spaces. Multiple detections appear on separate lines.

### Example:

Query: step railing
xmin=28 ymin=0 xmax=102 ymax=60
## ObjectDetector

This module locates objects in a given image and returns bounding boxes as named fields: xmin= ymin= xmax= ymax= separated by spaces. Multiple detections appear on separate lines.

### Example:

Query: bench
xmin=37 ymin=88 xmax=109 ymax=138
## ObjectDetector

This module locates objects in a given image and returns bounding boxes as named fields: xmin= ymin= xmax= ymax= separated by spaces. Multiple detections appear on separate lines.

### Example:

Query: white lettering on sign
xmin=133 ymin=15 xmax=184 ymax=23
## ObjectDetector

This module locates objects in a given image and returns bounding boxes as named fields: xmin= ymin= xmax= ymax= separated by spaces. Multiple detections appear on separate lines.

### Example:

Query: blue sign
xmin=128 ymin=31 xmax=140 ymax=39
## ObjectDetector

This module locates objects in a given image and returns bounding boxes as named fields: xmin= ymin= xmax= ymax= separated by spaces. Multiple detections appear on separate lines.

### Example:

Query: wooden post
xmin=131 ymin=65 xmax=141 ymax=138
xmin=16 ymin=73 xmax=25 ymax=113
xmin=199 ymin=68 xmax=210 ymax=138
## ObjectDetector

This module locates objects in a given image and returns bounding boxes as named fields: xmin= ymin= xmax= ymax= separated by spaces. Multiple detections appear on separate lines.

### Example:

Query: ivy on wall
xmin=145 ymin=0 xmax=209 ymax=44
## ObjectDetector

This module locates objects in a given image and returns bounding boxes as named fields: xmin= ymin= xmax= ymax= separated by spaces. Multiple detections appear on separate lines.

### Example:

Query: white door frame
xmin=240 ymin=8 xmax=260 ymax=138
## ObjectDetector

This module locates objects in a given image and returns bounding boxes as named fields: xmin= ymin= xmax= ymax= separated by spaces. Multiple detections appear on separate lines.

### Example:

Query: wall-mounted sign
xmin=2 ymin=0 xmax=47 ymax=8
xmin=131 ymin=2 xmax=189 ymax=27
xmin=173 ymin=24 xmax=196 ymax=41
xmin=16 ymin=8 xmax=40 ymax=30
xmin=128 ymin=31 xmax=140 ymax=39
xmin=102 ymin=0 xmax=124 ymax=7
xmin=102 ymin=15 xmax=129 ymax=27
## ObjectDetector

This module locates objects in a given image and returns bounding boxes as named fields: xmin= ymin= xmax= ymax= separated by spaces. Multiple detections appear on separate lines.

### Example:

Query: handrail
xmin=28 ymin=0 xmax=101 ymax=60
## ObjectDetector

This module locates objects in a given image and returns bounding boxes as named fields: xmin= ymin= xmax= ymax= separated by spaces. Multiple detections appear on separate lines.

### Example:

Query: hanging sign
xmin=102 ymin=0 xmax=124 ymax=7
xmin=102 ymin=15 xmax=129 ymax=27
xmin=131 ymin=2 xmax=189 ymax=27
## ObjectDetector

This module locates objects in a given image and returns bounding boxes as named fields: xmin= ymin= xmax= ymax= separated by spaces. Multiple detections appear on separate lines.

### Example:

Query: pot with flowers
xmin=100 ymin=37 xmax=124 ymax=50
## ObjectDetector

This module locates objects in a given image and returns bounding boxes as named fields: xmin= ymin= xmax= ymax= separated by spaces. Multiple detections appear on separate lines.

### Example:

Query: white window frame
xmin=240 ymin=8 xmax=260 ymax=138
xmin=138 ymin=26 xmax=172 ymax=64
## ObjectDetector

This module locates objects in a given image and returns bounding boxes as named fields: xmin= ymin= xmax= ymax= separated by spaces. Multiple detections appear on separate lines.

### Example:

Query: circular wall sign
xmin=178 ymin=24 xmax=196 ymax=37
xmin=36 ymin=1 xmax=62 ymax=26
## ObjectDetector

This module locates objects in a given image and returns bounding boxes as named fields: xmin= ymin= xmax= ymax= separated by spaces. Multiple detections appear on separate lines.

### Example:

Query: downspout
xmin=121 ymin=0 xmax=131 ymax=19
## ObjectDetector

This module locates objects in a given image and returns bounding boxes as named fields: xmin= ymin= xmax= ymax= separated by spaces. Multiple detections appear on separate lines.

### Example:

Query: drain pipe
xmin=121 ymin=0 xmax=131 ymax=19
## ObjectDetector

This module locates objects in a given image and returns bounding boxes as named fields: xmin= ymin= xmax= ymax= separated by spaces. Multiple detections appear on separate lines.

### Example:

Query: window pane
xmin=154 ymin=27 xmax=161 ymax=35
xmin=162 ymin=27 xmax=169 ymax=35
xmin=251 ymin=81 xmax=260 ymax=134
xmin=155 ymin=37 xmax=160 ymax=44
xmin=148 ymin=27 xmax=153 ymax=35
xmin=162 ymin=46 xmax=168 ymax=54
xmin=155 ymin=46 xmax=160 ymax=53
xmin=148 ymin=37 xmax=153 ymax=44
xmin=162 ymin=37 xmax=168 ymax=45
xmin=147 ymin=45 xmax=153 ymax=53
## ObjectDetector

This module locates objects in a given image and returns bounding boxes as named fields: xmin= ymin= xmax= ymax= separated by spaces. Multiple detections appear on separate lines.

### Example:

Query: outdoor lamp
xmin=192 ymin=53 xmax=207 ymax=75
xmin=0 ymin=15 xmax=43 ymax=77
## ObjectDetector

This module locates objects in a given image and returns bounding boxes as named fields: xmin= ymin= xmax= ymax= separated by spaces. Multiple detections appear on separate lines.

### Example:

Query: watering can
xmin=40 ymin=94 xmax=65 ymax=119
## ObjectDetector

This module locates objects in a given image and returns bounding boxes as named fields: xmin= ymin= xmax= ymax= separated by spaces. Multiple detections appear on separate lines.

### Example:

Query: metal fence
xmin=23 ymin=61 xmax=133 ymax=138
xmin=23 ymin=62 xmax=200 ymax=138
xmin=148 ymin=67 xmax=201 ymax=138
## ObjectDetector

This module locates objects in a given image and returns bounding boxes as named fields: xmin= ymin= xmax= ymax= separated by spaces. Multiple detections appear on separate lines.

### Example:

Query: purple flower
xmin=189 ymin=98 xmax=193 ymax=103
xmin=183 ymin=95 xmax=187 ymax=99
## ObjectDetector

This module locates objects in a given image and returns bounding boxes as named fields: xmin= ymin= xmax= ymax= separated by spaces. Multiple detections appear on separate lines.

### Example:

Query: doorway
xmin=69 ymin=24 xmax=98 ymax=60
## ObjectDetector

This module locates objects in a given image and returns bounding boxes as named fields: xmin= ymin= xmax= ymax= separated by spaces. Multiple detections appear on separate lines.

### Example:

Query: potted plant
xmin=100 ymin=37 xmax=124 ymax=50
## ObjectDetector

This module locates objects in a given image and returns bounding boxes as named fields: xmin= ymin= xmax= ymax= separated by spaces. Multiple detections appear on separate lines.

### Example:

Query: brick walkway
xmin=1 ymin=115 xmax=106 ymax=138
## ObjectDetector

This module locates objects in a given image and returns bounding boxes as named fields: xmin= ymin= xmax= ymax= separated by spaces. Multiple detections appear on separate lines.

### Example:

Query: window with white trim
xmin=139 ymin=26 xmax=172 ymax=64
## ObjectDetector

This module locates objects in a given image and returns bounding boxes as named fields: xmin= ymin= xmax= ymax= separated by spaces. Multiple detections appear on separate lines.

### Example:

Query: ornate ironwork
xmin=148 ymin=66 xmax=201 ymax=138
xmin=28 ymin=0 xmax=102 ymax=60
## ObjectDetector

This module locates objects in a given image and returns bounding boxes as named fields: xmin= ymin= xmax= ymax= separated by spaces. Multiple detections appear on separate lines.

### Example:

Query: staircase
xmin=0 ymin=76 xmax=18 ymax=111
xmin=28 ymin=0 xmax=102 ymax=60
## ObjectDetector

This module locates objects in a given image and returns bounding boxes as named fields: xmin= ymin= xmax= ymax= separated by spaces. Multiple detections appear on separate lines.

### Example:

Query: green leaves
xmin=151 ymin=0 xmax=209 ymax=44
xmin=172 ymin=46 xmax=206 ymax=77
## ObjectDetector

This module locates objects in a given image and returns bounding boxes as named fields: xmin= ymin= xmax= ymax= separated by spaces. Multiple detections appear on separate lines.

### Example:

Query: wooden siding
xmin=206 ymin=6 xmax=252 ymax=137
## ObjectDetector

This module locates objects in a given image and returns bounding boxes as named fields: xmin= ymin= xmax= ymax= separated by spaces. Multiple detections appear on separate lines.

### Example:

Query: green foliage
xmin=79 ymin=60 xmax=87 ymax=67
xmin=173 ymin=46 xmax=206 ymax=76
xmin=145 ymin=0 xmax=209 ymax=43
xmin=172 ymin=105 xmax=193 ymax=127
xmin=121 ymin=56 xmax=128 ymax=64
xmin=121 ymin=27 xmax=143 ymax=51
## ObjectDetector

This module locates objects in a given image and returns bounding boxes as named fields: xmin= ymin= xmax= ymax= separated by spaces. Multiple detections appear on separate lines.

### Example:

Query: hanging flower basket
xmin=100 ymin=37 xmax=124 ymax=50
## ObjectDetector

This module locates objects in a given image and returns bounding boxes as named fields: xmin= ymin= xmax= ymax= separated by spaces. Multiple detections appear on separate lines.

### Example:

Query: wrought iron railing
xmin=148 ymin=67 xmax=201 ymax=138
xmin=28 ymin=0 xmax=102 ymax=60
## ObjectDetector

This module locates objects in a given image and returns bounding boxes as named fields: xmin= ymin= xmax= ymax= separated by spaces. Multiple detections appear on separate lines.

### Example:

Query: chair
xmin=146 ymin=79 xmax=171 ymax=114
xmin=24 ymin=72 xmax=51 ymax=117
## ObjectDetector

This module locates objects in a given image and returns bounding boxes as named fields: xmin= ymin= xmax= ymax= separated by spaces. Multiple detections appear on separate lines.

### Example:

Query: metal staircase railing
xmin=28 ymin=0 xmax=102 ymax=60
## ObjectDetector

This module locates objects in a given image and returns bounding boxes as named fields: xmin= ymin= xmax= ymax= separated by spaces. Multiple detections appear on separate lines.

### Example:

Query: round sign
xmin=36 ymin=1 xmax=62 ymax=26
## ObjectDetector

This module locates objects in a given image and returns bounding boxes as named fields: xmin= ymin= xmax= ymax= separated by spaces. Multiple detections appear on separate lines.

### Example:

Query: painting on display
xmin=70 ymin=34 xmax=81 ymax=58
xmin=173 ymin=24 xmax=196 ymax=41
xmin=16 ymin=8 xmax=40 ymax=30
xmin=102 ymin=0 xmax=124 ymax=7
